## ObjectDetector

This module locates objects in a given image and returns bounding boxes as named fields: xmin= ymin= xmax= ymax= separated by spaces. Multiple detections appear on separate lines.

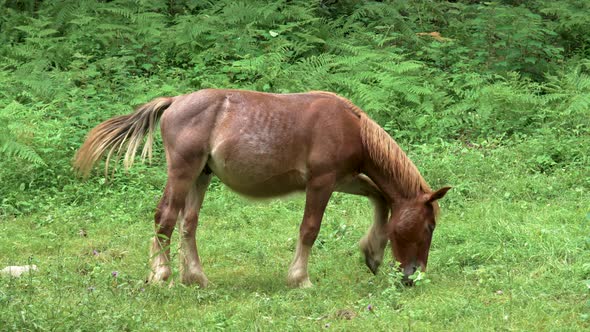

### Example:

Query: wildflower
xmin=111 ymin=271 xmax=119 ymax=278
xmin=367 ymin=304 xmax=373 ymax=311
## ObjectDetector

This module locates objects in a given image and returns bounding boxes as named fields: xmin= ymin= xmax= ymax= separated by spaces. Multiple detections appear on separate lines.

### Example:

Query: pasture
xmin=2 ymin=141 xmax=588 ymax=330
xmin=1 ymin=1 xmax=589 ymax=330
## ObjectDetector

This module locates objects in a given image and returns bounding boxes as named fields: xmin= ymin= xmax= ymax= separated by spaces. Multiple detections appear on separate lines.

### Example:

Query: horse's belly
xmin=209 ymin=163 xmax=308 ymax=198
xmin=208 ymin=140 xmax=308 ymax=198
xmin=217 ymin=169 xmax=307 ymax=198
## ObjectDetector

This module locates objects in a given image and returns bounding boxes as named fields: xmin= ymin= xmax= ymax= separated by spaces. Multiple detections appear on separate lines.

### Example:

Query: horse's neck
xmin=362 ymin=158 xmax=425 ymax=203
xmin=359 ymin=115 xmax=429 ymax=202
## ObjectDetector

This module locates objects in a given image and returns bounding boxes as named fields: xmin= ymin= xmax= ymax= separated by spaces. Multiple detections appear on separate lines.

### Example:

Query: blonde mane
xmin=360 ymin=115 xmax=431 ymax=197
xmin=309 ymin=91 xmax=431 ymax=197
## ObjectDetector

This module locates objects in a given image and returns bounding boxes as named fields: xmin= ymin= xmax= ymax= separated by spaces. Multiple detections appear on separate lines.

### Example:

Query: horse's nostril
xmin=402 ymin=276 xmax=414 ymax=286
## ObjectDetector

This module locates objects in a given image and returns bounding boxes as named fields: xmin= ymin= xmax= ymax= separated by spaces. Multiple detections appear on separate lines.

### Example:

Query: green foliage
xmin=0 ymin=1 xmax=589 ymax=329
xmin=0 ymin=101 xmax=45 ymax=166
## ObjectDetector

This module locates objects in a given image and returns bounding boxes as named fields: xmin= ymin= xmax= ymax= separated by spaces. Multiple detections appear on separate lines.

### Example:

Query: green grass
xmin=1 ymin=142 xmax=588 ymax=331
xmin=1 ymin=1 xmax=589 ymax=330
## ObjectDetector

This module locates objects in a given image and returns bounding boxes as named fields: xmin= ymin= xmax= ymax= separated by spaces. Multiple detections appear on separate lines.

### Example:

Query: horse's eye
xmin=427 ymin=224 xmax=435 ymax=233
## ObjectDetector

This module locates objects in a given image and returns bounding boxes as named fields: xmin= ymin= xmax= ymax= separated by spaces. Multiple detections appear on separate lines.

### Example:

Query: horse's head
xmin=388 ymin=186 xmax=451 ymax=285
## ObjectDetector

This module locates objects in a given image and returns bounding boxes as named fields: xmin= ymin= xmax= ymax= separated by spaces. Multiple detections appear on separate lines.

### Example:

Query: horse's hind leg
xmin=179 ymin=172 xmax=211 ymax=288
xmin=336 ymin=174 xmax=389 ymax=274
xmin=149 ymin=184 xmax=176 ymax=283
xmin=148 ymin=156 xmax=207 ymax=284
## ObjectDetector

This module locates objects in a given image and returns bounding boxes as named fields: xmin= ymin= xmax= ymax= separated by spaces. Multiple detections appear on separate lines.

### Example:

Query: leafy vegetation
xmin=1 ymin=0 xmax=588 ymax=330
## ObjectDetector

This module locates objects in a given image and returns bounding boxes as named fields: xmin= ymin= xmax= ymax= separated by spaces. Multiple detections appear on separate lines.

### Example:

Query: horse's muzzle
xmin=402 ymin=264 xmax=418 ymax=286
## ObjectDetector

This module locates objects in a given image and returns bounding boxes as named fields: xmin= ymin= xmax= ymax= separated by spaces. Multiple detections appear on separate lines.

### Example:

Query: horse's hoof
xmin=148 ymin=266 xmax=171 ymax=283
xmin=287 ymin=269 xmax=313 ymax=288
xmin=181 ymin=271 xmax=209 ymax=289
xmin=364 ymin=256 xmax=380 ymax=275
xmin=298 ymin=277 xmax=313 ymax=288
xmin=289 ymin=277 xmax=313 ymax=288
xmin=360 ymin=243 xmax=381 ymax=275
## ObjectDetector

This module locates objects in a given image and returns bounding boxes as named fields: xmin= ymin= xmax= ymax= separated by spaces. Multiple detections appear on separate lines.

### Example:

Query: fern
xmin=0 ymin=0 xmax=588 ymax=169
xmin=0 ymin=139 xmax=45 ymax=166
xmin=542 ymin=62 xmax=590 ymax=132
xmin=0 ymin=101 xmax=45 ymax=165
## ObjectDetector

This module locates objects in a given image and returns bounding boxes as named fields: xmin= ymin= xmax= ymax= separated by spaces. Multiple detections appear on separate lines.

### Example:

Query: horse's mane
xmin=360 ymin=115 xmax=432 ymax=197
xmin=309 ymin=91 xmax=431 ymax=198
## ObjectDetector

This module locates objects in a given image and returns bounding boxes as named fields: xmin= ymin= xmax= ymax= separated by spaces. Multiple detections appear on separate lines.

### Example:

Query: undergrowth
xmin=0 ymin=0 xmax=589 ymax=330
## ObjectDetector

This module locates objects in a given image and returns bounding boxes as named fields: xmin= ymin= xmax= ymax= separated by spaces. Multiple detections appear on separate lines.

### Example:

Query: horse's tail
xmin=73 ymin=97 xmax=174 ymax=177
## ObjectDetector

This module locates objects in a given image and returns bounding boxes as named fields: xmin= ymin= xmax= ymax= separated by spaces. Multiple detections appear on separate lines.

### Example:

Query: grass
xmin=1 ymin=141 xmax=589 ymax=331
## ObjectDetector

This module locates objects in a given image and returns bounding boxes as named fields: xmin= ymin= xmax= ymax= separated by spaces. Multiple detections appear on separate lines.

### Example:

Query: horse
xmin=74 ymin=89 xmax=450 ymax=288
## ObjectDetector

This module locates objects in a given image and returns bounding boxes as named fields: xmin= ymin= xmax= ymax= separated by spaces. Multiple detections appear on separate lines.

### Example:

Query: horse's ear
xmin=427 ymin=186 xmax=451 ymax=203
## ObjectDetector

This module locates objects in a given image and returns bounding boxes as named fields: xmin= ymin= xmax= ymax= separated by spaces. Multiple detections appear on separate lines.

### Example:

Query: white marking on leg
xmin=360 ymin=225 xmax=387 ymax=262
xmin=179 ymin=218 xmax=208 ymax=288
xmin=360 ymin=197 xmax=389 ymax=271
xmin=149 ymin=236 xmax=171 ymax=283
xmin=288 ymin=239 xmax=313 ymax=288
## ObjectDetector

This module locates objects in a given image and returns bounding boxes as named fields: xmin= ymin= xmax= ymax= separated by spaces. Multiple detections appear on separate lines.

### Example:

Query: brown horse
xmin=74 ymin=89 xmax=450 ymax=288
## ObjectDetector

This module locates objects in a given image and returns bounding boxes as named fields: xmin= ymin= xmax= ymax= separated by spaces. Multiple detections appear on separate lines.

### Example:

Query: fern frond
xmin=96 ymin=5 xmax=135 ymax=19
xmin=0 ymin=140 xmax=45 ymax=165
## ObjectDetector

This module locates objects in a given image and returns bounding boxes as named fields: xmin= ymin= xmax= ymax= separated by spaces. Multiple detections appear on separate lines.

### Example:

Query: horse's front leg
xmin=335 ymin=174 xmax=389 ymax=275
xmin=288 ymin=174 xmax=335 ymax=288
xmin=359 ymin=193 xmax=389 ymax=274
